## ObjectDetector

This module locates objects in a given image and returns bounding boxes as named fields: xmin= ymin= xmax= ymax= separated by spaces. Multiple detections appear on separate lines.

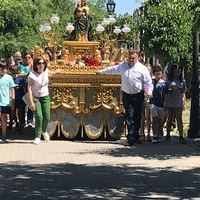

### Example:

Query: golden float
xmin=39 ymin=0 xmax=130 ymax=140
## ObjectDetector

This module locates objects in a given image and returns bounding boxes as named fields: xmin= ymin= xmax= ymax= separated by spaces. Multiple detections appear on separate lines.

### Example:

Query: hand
xmin=29 ymin=103 xmax=36 ymax=111
xmin=96 ymin=70 xmax=100 ymax=74
xmin=144 ymin=89 xmax=152 ymax=98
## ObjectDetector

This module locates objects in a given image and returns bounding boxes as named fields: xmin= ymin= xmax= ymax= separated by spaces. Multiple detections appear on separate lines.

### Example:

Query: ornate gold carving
xmin=33 ymin=45 xmax=50 ymax=61
xmin=87 ymin=88 xmax=123 ymax=115
xmin=49 ymin=74 xmax=123 ymax=116
xmin=97 ymin=90 xmax=114 ymax=104
xmin=50 ymin=74 xmax=121 ymax=85
xmin=63 ymin=41 xmax=100 ymax=60
xmin=50 ymin=87 xmax=81 ymax=113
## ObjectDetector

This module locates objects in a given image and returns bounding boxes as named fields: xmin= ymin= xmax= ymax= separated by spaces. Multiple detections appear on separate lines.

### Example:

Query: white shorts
xmin=150 ymin=104 xmax=165 ymax=119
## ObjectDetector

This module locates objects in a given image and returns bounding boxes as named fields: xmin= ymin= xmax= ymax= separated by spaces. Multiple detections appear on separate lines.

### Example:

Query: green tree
xmin=0 ymin=0 xmax=74 ymax=57
xmin=140 ymin=0 xmax=195 ymax=66
xmin=0 ymin=0 xmax=134 ymax=57
xmin=0 ymin=0 xmax=41 ymax=57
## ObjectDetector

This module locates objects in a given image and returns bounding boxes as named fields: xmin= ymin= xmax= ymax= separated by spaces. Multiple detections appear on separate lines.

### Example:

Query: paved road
xmin=0 ymin=130 xmax=200 ymax=200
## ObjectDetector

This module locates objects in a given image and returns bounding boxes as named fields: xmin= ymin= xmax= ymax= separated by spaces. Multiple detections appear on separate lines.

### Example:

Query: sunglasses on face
xmin=37 ymin=62 xmax=45 ymax=66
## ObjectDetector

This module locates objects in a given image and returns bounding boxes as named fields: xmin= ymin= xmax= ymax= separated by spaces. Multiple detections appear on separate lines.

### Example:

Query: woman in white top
xmin=28 ymin=57 xmax=50 ymax=145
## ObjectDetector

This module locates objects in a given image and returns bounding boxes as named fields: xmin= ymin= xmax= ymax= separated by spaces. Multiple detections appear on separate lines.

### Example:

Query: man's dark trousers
xmin=122 ymin=91 xmax=144 ymax=143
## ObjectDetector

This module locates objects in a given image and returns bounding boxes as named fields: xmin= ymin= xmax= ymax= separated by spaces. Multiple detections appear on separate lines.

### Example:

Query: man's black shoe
xmin=127 ymin=135 xmax=135 ymax=146
xmin=127 ymin=137 xmax=142 ymax=145
xmin=133 ymin=138 xmax=142 ymax=144
xmin=127 ymin=139 xmax=135 ymax=146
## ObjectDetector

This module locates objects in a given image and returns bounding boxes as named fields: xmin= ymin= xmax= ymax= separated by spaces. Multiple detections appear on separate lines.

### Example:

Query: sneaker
xmin=33 ymin=137 xmax=41 ymax=145
xmin=25 ymin=122 xmax=34 ymax=128
xmin=43 ymin=132 xmax=50 ymax=142
xmin=1 ymin=136 xmax=7 ymax=143
xmin=152 ymin=136 xmax=159 ymax=144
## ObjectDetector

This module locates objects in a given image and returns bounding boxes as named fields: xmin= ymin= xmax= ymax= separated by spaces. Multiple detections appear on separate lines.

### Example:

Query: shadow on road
xmin=0 ymin=162 xmax=199 ymax=199
xmin=72 ymin=136 xmax=200 ymax=161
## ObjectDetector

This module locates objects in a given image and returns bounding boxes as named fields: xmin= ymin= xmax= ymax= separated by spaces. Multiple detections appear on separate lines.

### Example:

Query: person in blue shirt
xmin=24 ymin=53 xmax=34 ymax=127
xmin=151 ymin=65 xmax=167 ymax=144
xmin=9 ymin=52 xmax=30 ymax=133
xmin=0 ymin=61 xmax=15 ymax=143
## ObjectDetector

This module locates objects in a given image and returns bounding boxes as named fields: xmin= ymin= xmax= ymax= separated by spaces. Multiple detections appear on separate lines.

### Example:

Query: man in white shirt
xmin=97 ymin=49 xmax=153 ymax=145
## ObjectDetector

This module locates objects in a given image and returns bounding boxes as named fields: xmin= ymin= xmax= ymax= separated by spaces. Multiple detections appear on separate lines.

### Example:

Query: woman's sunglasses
xmin=37 ymin=61 xmax=45 ymax=65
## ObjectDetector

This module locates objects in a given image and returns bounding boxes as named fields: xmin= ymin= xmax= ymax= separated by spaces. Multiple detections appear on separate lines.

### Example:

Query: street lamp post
xmin=188 ymin=13 xmax=200 ymax=138
xmin=106 ymin=0 xmax=116 ymax=15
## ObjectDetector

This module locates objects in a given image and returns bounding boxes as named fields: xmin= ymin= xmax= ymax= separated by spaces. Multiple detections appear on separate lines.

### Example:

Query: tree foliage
xmin=0 ymin=0 xmax=136 ymax=58
xmin=140 ymin=0 xmax=196 ymax=66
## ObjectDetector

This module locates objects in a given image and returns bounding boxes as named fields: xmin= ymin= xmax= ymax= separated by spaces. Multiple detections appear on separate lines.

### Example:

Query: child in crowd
xmin=0 ymin=62 xmax=15 ymax=143
xmin=165 ymin=64 xmax=186 ymax=143
xmin=151 ymin=64 xmax=167 ymax=143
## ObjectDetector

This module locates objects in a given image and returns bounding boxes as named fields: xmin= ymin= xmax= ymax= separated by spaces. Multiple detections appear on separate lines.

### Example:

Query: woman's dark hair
xmin=168 ymin=63 xmax=183 ymax=82
xmin=0 ymin=61 xmax=7 ymax=70
xmin=24 ymin=52 xmax=33 ymax=58
xmin=33 ymin=57 xmax=47 ymax=72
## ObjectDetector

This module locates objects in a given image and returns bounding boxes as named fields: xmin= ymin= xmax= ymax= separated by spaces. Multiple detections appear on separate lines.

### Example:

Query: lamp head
xmin=106 ymin=0 xmax=116 ymax=15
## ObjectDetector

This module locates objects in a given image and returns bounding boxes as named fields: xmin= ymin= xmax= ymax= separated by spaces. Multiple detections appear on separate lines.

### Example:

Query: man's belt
xmin=123 ymin=91 xmax=144 ymax=96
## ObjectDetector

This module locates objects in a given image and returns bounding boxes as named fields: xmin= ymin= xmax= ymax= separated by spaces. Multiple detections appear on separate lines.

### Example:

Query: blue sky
xmin=114 ymin=0 xmax=141 ymax=15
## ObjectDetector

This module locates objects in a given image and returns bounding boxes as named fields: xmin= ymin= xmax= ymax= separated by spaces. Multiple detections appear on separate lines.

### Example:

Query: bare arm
xmin=143 ymin=68 xmax=153 ymax=97
xmin=15 ymin=71 xmax=28 ymax=78
xmin=10 ymin=87 xmax=15 ymax=100
xmin=10 ymin=87 xmax=15 ymax=110
xmin=97 ymin=63 xmax=124 ymax=74
xmin=182 ymin=93 xmax=186 ymax=110
xmin=28 ymin=77 xmax=36 ymax=111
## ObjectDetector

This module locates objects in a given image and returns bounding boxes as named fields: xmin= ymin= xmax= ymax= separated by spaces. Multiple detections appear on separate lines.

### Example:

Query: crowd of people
xmin=0 ymin=48 xmax=187 ymax=145
xmin=0 ymin=52 xmax=51 ymax=144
